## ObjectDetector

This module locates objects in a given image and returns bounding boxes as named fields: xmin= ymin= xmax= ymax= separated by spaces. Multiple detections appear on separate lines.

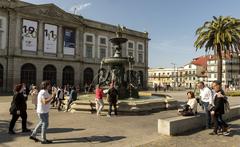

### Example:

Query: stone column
xmin=37 ymin=21 xmax=44 ymax=56
xmin=57 ymin=25 xmax=63 ymax=58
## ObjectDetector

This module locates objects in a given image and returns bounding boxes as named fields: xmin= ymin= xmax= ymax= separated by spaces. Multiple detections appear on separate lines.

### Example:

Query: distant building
xmin=0 ymin=0 xmax=149 ymax=91
xmin=148 ymin=55 xmax=209 ymax=89
xmin=206 ymin=52 xmax=240 ymax=88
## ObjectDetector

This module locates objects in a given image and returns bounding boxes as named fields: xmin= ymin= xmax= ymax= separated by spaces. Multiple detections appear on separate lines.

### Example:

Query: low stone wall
xmin=157 ymin=105 xmax=240 ymax=136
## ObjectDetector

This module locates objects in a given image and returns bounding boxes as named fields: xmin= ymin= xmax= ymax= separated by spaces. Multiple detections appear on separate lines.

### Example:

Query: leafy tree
xmin=194 ymin=16 xmax=240 ymax=82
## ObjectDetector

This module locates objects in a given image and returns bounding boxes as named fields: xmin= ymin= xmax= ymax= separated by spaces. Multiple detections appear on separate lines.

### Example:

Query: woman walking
xmin=9 ymin=84 xmax=31 ymax=134
xmin=30 ymin=86 xmax=38 ymax=109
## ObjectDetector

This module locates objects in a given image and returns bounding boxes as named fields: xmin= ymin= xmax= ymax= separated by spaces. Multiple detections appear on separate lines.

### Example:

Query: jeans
xmin=96 ymin=99 xmax=104 ymax=115
xmin=108 ymin=102 xmax=117 ymax=115
xmin=66 ymin=100 xmax=73 ymax=111
xmin=31 ymin=113 xmax=49 ymax=141
xmin=201 ymin=101 xmax=211 ymax=128
xmin=9 ymin=111 xmax=27 ymax=131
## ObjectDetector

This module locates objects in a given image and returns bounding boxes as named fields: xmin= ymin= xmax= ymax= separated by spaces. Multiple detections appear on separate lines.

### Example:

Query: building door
xmin=21 ymin=63 xmax=36 ymax=87
xmin=83 ymin=68 xmax=94 ymax=85
xmin=43 ymin=65 xmax=57 ymax=85
xmin=62 ymin=66 xmax=74 ymax=86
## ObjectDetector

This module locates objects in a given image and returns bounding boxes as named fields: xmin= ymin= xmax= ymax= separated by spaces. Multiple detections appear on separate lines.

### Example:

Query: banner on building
xmin=44 ymin=24 xmax=58 ymax=53
xmin=22 ymin=19 xmax=38 ymax=51
xmin=63 ymin=28 xmax=75 ymax=55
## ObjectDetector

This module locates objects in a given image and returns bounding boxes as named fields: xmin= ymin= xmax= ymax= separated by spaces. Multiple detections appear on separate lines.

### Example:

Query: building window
xmin=100 ymin=48 xmax=106 ymax=59
xmin=100 ymin=38 xmax=106 ymax=45
xmin=137 ymin=42 xmax=144 ymax=63
xmin=21 ymin=63 xmax=36 ymax=87
xmin=84 ymin=33 xmax=95 ymax=58
xmin=128 ymin=42 xmax=133 ymax=48
xmin=86 ymin=35 xmax=93 ymax=43
xmin=62 ymin=66 xmax=74 ymax=86
xmin=128 ymin=51 xmax=133 ymax=57
xmin=86 ymin=45 xmax=93 ymax=58
xmin=127 ymin=40 xmax=135 ymax=57
xmin=138 ymin=53 xmax=143 ymax=63
xmin=98 ymin=36 xmax=108 ymax=58
xmin=43 ymin=65 xmax=57 ymax=85
xmin=0 ymin=64 xmax=3 ymax=88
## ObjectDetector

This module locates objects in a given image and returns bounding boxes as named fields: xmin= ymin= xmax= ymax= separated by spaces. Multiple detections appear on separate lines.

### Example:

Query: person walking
xmin=30 ymin=86 xmax=38 ymax=109
xmin=29 ymin=81 xmax=56 ymax=144
xmin=56 ymin=86 xmax=64 ymax=111
xmin=197 ymin=81 xmax=213 ymax=129
xmin=95 ymin=84 xmax=104 ymax=116
xmin=65 ymin=86 xmax=78 ymax=112
xmin=209 ymin=80 xmax=229 ymax=136
xmin=107 ymin=84 xmax=119 ymax=117
xmin=9 ymin=84 xmax=31 ymax=134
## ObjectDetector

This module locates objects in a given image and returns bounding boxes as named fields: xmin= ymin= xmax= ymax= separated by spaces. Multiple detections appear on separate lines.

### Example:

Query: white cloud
xmin=69 ymin=2 xmax=91 ymax=14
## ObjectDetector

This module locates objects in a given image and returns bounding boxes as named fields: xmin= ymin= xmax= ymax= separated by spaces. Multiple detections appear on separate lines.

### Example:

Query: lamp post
xmin=171 ymin=63 xmax=176 ymax=88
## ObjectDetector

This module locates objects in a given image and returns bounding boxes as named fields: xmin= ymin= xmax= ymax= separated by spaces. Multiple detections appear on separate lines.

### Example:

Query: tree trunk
xmin=217 ymin=48 xmax=223 ymax=82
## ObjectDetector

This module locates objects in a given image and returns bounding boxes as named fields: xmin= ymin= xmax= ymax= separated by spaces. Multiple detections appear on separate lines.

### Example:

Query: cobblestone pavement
xmin=0 ymin=91 xmax=239 ymax=147
xmin=138 ymin=119 xmax=240 ymax=147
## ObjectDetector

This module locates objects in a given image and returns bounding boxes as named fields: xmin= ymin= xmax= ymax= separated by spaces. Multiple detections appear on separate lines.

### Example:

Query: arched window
xmin=0 ymin=64 xmax=3 ymax=88
xmin=43 ymin=65 xmax=56 ymax=85
xmin=83 ymin=68 xmax=94 ymax=85
xmin=62 ymin=66 xmax=74 ymax=86
xmin=21 ymin=63 xmax=36 ymax=86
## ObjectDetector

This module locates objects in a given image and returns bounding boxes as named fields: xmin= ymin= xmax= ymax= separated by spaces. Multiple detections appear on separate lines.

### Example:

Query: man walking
xmin=29 ymin=81 xmax=55 ymax=144
xmin=197 ymin=81 xmax=213 ymax=129
xmin=107 ymin=84 xmax=119 ymax=117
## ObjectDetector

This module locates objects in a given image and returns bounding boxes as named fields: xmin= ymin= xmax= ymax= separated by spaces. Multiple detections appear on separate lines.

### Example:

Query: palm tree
xmin=194 ymin=16 xmax=240 ymax=82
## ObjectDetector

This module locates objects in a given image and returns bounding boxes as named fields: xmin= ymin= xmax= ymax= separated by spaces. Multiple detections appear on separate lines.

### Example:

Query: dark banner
xmin=64 ymin=28 xmax=75 ymax=55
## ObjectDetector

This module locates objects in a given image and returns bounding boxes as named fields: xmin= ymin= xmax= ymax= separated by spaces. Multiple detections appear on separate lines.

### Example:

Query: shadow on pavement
xmin=47 ymin=128 xmax=85 ymax=133
xmin=52 ymin=135 xmax=126 ymax=144
xmin=228 ymin=124 xmax=240 ymax=137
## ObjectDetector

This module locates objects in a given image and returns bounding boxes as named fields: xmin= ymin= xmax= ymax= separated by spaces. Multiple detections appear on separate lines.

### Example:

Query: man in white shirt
xmin=29 ymin=81 xmax=55 ymax=144
xmin=197 ymin=81 xmax=213 ymax=129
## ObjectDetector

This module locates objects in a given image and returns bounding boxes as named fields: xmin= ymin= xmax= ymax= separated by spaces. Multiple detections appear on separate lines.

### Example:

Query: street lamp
xmin=171 ymin=63 xmax=176 ymax=88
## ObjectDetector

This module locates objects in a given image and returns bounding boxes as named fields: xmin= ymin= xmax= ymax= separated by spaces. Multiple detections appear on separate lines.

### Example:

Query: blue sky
xmin=22 ymin=0 xmax=240 ymax=68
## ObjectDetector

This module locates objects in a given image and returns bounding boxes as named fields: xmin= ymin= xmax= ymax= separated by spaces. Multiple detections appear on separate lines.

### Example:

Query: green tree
xmin=194 ymin=16 xmax=240 ymax=82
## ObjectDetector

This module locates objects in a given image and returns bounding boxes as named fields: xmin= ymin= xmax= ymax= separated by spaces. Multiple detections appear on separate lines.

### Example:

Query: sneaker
xmin=41 ymin=140 xmax=53 ymax=144
xmin=8 ymin=130 xmax=16 ymax=135
xmin=29 ymin=136 xmax=39 ymax=142
xmin=22 ymin=129 xmax=31 ymax=133
xmin=223 ymin=131 xmax=230 ymax=136
xmin=107 ymin=114 xmax=111 ymax=117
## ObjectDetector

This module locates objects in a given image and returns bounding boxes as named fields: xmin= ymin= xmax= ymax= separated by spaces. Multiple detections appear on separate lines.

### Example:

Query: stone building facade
xmin=0 ymin=0 xmax=149 ymax=91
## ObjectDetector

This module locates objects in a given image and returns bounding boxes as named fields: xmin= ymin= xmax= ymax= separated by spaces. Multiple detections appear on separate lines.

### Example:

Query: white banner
xmin=22 ymin=19 xmax=38 ymax=51
xmin=63 ymin=28 xmax=75 ymax=55
xmin=44 ymin=24 xmax=57 ymax=53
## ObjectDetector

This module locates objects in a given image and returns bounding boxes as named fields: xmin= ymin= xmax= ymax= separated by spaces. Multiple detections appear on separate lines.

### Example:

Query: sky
xmin=22 ymin=0 xmax=240 ymax=68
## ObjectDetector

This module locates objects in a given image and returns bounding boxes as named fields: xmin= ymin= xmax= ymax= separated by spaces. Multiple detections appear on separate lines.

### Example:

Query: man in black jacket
xmin=209 ymin=80 xmax=229 ymax=136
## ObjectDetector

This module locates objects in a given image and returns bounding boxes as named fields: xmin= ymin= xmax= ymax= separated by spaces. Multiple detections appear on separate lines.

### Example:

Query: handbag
xmin=207 ymin=104 xmax=215 ymax=111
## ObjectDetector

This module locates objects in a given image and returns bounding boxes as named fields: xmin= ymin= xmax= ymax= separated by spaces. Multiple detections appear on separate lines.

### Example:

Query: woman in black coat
xmin=209 ymin=80 xmax=229 ymax=136
xmin=9 ymin=84 xmax=31 ymax=134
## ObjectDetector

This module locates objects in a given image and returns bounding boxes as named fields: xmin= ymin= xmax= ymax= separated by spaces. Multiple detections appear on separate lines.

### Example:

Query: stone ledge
xmin=158 ymin=105 xmax=240 ymax=136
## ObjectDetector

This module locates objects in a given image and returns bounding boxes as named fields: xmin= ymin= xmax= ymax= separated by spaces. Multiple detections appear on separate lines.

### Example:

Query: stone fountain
xmin=98 ymin=25 xmax=139 ymax=99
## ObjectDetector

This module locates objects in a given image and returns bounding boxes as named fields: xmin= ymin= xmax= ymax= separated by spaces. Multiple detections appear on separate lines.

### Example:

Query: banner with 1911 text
xmin=44 ymin=24 xmax=58 ymax=53
xmin=22 ymin=19 xmax=38 ymax=51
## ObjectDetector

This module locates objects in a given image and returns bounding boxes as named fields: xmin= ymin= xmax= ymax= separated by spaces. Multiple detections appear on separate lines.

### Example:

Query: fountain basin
xmin=102 ymin=57 xmax=134 ymax=65
xmin=64 ymin=92 xmax=178 ymax=115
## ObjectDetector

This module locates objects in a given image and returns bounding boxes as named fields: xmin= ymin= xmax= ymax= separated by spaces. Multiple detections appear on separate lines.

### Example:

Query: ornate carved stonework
xmin=39 ymin=8 xmax=64 ymax=18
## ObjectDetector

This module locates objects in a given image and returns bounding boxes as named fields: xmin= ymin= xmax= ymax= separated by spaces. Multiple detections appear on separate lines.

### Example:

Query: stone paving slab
xmin=138 ymin=119 xmax=240 ymax=147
